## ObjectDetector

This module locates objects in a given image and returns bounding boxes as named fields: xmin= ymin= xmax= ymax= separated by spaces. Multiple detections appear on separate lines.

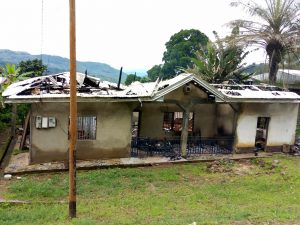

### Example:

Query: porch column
xmin=180 ymin=108 xmax=190 ymax=158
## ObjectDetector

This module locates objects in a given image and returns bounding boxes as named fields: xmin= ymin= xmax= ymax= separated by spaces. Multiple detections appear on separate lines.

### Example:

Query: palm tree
xmin=229 ymin=0 xmax=300 ymax=84
xmin=0 ymin=64 xmax=31 ymax=88
xmin=0 ymin=64 xmax=31 ymax=136
xmin=184 ymin=31 xmax=252 ymax=83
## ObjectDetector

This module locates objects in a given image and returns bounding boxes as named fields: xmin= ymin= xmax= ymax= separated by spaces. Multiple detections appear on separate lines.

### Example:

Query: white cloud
xmin=0 ymin=0 xmax=265 ymax=70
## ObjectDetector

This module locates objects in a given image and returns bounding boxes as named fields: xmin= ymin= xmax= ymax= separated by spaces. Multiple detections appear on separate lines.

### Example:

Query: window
xmin=163 ymin=112 xmax=194 ymax=133
xmin=257 ymin=117 xmax=269 ymax=129
xmin=77 ymin=116 xmax=97 ymax=140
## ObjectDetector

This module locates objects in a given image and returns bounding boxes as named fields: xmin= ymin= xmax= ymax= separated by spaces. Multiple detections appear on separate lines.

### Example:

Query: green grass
xmin=1 ymin=155 xmax=300 ymax=224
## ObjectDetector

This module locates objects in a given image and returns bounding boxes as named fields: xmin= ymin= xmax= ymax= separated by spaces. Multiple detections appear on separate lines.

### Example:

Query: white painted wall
xmin=235 ymin=103 xmax=299 ymax=150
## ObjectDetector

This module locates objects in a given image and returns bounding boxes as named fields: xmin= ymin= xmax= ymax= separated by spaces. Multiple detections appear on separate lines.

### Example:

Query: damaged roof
xmin=212 ymin=84 xmax=300 ymax=102
xmin=0 ymin=77 xmax=6 ymax=85
xmin=2 ymin=72 xmax=300 ymax=103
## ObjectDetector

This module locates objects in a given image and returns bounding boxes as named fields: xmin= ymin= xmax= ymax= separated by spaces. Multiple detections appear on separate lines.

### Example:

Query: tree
xmin=140 ymin=76 xmax=151 ymax=83
xmin=125 ymin=73 xmax=141 ymax=85
xmin=161 ymin=29 xmax=209 ymax=78
xmin=0 ymin=64 xmax=31 ymax=134
xmin=185 ymin=31 xmax=252 ymax=83
xmin=147 ymin=65 xmax=163 ymax=81
xmin=18 ymin=59 xmax=47 ymax=77
xmin=0 ymin=64 xmax=28 ymax=90
xmin=229 ymin=0 xmax=300 ymax=84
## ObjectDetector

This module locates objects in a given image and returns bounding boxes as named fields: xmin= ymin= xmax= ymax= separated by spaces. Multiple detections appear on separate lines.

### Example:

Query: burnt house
xmin=2 ymin=72 xmax=300 ymax=163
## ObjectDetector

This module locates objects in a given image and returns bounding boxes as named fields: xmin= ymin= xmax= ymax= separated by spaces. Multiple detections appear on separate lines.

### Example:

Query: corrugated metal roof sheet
xmin=2 ymin=72 xmax=300 ymax=103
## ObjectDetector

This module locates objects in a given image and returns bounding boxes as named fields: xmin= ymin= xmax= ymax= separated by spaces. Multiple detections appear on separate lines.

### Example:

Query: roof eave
xmin=4 ymin=96 xmax=152 ymax=104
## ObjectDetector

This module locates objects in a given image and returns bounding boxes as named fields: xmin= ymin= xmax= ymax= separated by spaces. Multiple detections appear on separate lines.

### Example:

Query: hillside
xmin=0 ymin=49 xmax=126 ymax=82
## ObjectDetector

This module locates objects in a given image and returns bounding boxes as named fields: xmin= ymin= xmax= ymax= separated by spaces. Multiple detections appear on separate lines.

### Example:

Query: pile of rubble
xmin=206 ymin=159 xmax=235 ymax=173
xmin=2 ymin=72 xmax=127 ymax=97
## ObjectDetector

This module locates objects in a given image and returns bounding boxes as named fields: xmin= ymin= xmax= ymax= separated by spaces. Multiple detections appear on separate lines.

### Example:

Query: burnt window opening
xmin=69 ymin=116 xmax=97 ymax=140
xmin=163 ymin=112 xmax=194 ymax=133
xmin=257 ymin=117 xmax=270 ymax=129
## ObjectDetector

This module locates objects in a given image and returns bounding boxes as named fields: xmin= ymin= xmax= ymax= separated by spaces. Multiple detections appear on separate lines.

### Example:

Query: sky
xmin=0 ymin=0 xmax=266 ymax=74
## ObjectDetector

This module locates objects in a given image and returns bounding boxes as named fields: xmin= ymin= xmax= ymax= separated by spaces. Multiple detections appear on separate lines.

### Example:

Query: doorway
xmin=255 ymin=117 xmax=270 ymax=151
xmin=131 ymin=111 xmax=141 ymax=138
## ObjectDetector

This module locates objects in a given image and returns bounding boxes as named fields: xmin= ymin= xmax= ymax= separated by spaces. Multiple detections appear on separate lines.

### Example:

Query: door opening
xmin=255 ymin=117 xmax=270 ymax=151
xmin=131 ymin=111 xmax=140 ymax=137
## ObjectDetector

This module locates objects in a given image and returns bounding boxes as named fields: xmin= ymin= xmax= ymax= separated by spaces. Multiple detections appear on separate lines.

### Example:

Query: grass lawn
xmin=1 ymin=155 xmax=300 ymax=225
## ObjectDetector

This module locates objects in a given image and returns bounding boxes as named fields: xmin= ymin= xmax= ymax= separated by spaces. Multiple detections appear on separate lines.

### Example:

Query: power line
xmin=40 ymin=0 xmax=44 ymax=62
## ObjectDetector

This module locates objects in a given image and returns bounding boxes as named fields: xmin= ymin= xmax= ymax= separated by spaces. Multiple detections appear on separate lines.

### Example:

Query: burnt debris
xmin=4 ymin=72 xmax=125 ymax=96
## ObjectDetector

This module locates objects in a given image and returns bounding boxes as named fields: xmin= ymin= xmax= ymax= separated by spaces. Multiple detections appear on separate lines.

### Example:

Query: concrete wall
xmin=234 ymin=103 xmax=299 ymax=152
xmin=139 ymin=103 xmax=179 ymax=139
xmin=216 ymin=104 xmax=235 ymax=136
xmin=30 ymin=102 xmax=133 ymax=163
xmin=139 ymin=84 xmax=236 ymax=139
xmin=193 ymin=104 xmax=217 ymax=137
xmin=164 ymin=83 xmax=208 ymax=103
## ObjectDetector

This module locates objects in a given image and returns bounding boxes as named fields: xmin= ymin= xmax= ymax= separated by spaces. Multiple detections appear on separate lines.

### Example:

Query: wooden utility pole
xmin=69 ymin=0 xmax=77 ymax=218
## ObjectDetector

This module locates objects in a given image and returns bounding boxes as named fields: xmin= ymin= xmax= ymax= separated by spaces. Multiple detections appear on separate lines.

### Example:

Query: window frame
xmin=69 ymin=115 xmax=97 ymax=141
xmin=163 ymin=112 xmax=194 ymax=133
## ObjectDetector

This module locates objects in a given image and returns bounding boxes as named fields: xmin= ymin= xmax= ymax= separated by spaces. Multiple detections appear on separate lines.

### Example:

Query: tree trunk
xmin=268 ymin=50 xmax=280 ymax=85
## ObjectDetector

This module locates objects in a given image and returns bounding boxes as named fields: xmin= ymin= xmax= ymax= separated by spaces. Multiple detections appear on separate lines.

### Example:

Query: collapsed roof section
xmin=0 ymin=77 xmax=7 ymax=85
xmin=2 ymin=72 xmax=126 ymax=97
xmin=2 ymin=72 xmax=300 ymax=103
xmin=212 ymin=84 xmax=300 ymax=101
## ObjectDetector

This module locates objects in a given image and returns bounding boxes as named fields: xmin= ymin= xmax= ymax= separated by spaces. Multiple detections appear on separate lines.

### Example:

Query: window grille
xmin=163 ymin=112 xmax=194 ymax=132
xmin=77 ymin=116 xmax=97 ymax=140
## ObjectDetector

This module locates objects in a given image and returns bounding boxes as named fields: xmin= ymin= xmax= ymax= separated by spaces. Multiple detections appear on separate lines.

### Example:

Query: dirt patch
xmin=207 ymin=159 xmax=235 ymax=173
xmin=207 ymin=159 xmax=255 ymax=175
xmin=207 ymin=158 xmax=282 ymax=176
xmin=233 ymin=159 xmax=255 ymax=175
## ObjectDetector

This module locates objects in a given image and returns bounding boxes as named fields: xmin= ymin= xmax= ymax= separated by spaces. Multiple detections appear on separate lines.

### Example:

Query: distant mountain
xmin=0 ymin=49 xmax=126 ymax=83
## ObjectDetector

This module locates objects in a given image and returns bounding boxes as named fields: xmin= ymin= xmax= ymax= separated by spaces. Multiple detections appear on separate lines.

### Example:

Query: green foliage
xmin=147 ymin=64 xmax=162 ymax=81
xmin=0 ymin=63 xmax=32 ymax=90
xmin=161 ymin=29 xmax=209 ymax=78
xmin=144 ymin=29 xmax=209 ymax=81
xmin=140 ymin=76 xmax=151 ymax=83
xmin=18 ymin=59 xmax=47 ymax=77
xmin=0 ymin=64 xmax=31 ymax=129
xmin=0 ymin=105 xmax=11 ymax=130
xmin=185 ymin=31 xmax=252 ymax=83
xmin=124 ymin=73 xmax=141 ymax=85
xmin=229 ymin=0 xmax=300 ymax=84
xmin=0 ymin=64 xmax=21 ymax=89
xmin=16 ymin=104 xmax=30 ymax=125
xmin=125 ymin=73 xmax=152 ymax=85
